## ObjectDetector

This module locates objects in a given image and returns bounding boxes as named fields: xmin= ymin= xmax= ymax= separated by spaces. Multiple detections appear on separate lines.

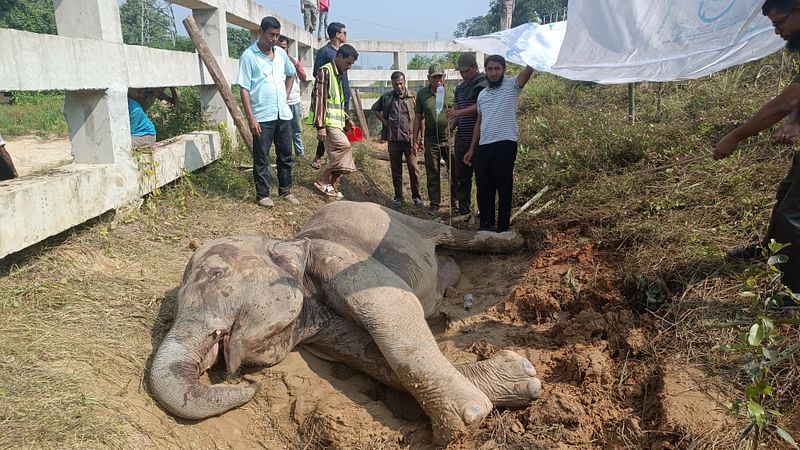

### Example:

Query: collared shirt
xmin=455 ymin=72 xmax=487 ymax=140
xmin=237 ymin=43 xmax=296 ymax=122
xmin=128 ymin=98 xmax=156 ymax=137
xmin=477 ymin=76 xmax=523 ymax=146
xmin=372 ymin=89 xmax=415 ymax=142
xmin=415 ymin=85 xmax=453 ymax=143
xmin=287 ymin=56 xmax=304 ymax=106
xmin=313 ymin=43 xmax=351 ymax=109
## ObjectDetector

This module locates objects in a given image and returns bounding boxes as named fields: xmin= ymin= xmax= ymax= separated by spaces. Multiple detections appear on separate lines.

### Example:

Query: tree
xmin=227 ymin=27 xmax=253 ymax=58
xmin=119 ymin=0 xmax=174 ymax=47
xmin=408 ymin=54 xmax=454 ymax=70
xmin=454 ymin=0 xmax=567 ymax=37
xmin=0 ymin=0 xmax=56 ymax=34
xmin=500 ymin=0 xmax=515 ymax=31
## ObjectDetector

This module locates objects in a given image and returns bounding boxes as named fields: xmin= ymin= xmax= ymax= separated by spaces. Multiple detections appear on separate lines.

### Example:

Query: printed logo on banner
xmin=698 ymin=0 xmax=737 ymax=23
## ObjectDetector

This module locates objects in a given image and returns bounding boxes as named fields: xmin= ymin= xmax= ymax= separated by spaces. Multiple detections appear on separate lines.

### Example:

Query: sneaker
xmin=394 ymin=198 xmax=405 ymax=206
xmin=257 ymin=197 xmax=274 ymax=208
xmin=311 ymin=159 xmax=322 ymax=169
xmin=413 ymin=198 xmax=424 ymax=207
xmin=726 ymin=241 xmax=763 ymax=261
xmin=280 ymin=193 xmax=300 ymax=205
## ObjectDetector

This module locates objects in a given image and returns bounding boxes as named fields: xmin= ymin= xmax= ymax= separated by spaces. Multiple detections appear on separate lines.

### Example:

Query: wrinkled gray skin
xmin=149 ymin=201 xmax=541 ymax=443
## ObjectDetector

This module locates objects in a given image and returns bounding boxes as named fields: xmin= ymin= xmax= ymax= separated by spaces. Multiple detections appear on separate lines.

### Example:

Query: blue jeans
xmin=253 ymin=119 xmax=293 ymax=199
xmin=289 ymin=102 xmax=305 ymax=156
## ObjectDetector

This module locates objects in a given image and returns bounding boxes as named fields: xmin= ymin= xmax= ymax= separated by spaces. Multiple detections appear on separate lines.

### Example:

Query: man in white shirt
xmin=278 ymin=35 xmax=308 ymax=157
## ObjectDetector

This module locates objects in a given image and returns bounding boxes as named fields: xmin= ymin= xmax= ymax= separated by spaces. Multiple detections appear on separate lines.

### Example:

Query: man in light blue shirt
xmin=237 ymin=16 xmax=299 ymax=207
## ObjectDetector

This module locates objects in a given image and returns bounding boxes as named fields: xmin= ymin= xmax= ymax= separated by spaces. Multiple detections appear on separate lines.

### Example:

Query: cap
xmin=457 ymin=53 xmax=477 ymax=71
xmin=428 ymin=63 xmax=444 ymax=77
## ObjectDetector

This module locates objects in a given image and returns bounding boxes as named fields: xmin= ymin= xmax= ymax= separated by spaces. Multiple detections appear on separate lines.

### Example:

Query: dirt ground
xmin=3 ymin=135 xmax=73 ymax=176
xmin=0 ymin=143 xmax=739 ymax=449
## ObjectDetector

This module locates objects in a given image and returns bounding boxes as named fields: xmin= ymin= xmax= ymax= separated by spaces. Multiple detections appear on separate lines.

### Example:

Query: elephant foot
xmin=428 ymin=387 xmax=492 ymax=445
xmin=458 ymin=350 xmax=542 ymax=408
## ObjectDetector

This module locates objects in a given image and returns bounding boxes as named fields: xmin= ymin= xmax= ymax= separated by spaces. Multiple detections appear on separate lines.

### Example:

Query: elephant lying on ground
xmin=149 ymin=201 xmax=542 ymax=443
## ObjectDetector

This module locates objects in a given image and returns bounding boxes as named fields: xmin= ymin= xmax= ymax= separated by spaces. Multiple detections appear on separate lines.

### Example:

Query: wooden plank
xmin=183 ymin=16 xmax=253 ymax=152
xmin=350 ymin=88 xmax=371 ymax=140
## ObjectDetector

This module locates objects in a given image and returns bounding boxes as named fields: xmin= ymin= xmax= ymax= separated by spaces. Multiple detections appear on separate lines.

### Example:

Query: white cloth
xmin=287 ymin=73 xmax=301 ymax=105
xmin=477 ymin=76 xmax=523 ymax=146
xmin=454 ymin=0 xmax=785 ymax=84
xmin=0 ymin=132 xmax=4 ymax=146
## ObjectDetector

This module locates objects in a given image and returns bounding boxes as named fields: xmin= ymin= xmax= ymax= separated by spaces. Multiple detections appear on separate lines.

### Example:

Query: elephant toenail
xmin=462 ymin=404 xmax=486 ymax=425
xmin=527 ymin=378 xmax=542 ymax=398
xmin=521 ymin=359 xmax=536 ymax=376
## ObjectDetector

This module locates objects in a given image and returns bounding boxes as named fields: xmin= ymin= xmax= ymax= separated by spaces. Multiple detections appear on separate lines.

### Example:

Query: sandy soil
xmin=4 ymin=135 xmax=73 ymax=176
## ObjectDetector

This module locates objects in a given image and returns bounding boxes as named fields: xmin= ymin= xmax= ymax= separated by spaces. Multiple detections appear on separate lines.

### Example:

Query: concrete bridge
xmin=0 ymin=0 xmax=481 ymax=259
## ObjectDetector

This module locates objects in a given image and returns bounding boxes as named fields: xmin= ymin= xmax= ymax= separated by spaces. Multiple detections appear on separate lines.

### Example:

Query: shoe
xmin=311 ymin=159 xmax=322 ymax=169
xmin=280 ymin=193 xmax=300 ymax=205
xmin=413 ymin=198 xmax=424 ymax=207
xmin=394 ymin=198 xmax=405 ymax=206
xmin=726 ymin=241 xmax=763 ymax=261
xmin=315 ymin=180 xmax=339 ymax=198
xmin=257 ymin=197 xmax=274 ymax=208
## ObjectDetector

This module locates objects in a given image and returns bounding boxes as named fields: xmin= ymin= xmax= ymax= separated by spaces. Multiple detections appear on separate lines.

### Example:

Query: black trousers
xmin=423 ymin=140 xmax=451 ymax=208
xmin=474 ymin=140 xmax=517 ymax=232
xmin=765 ymin=153 xmax=800 ymax=291
xmin=388 ymin=141 xmax=420 ymax=201
xmin=315 ymin=140 xmax=325 ymax=159
xmin=453 ymin=136 xmax=475 ymax=215
xmin=253 ymin=119 xmax=293 ymax=199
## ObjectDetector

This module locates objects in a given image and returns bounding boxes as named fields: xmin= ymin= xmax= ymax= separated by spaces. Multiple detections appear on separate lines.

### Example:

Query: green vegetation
xmin=455 ymin=0 xmax=568 ymax=37
xmin=0 ymin=92 xmax=67 ymax=137
xmin=0 ymin=0 xmax=56 ymax=34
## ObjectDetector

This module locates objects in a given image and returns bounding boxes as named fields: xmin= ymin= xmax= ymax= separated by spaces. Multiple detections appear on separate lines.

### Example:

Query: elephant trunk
xmin=149 ymin=325 xmax=259 ymax=420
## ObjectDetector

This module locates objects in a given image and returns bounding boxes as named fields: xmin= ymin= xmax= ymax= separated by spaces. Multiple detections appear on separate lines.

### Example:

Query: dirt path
xmin=0 ymin=145 xmax=737 ymax=449
xmin=4 ymin=135 xmax=73 ymax=176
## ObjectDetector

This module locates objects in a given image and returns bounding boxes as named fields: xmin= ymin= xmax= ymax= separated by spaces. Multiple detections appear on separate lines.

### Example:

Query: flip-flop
xmin=311 ymin=159 xmax=322 ymax=169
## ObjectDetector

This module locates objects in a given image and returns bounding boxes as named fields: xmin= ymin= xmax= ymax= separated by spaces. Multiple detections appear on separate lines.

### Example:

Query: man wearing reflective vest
xmin=309 ymin=44 xmax=359 ymax=200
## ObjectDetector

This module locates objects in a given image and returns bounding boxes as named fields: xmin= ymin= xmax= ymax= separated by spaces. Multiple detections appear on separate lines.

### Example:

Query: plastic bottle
xmin=435 ymin=85 xmax=445 ymax=114
xmin=463 ymin=292 xmax=474 ymax=310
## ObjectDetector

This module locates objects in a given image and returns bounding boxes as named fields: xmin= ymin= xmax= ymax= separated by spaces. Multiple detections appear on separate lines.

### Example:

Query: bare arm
xmin=295 ymin=60 xmax=308 ymax=82
xmin=517 ymin=65 xmax=535 ymax=89
xmin=240 ymin=88 xmax=261 ymax=137
xmin=464 ymin=112 xmax=482 ymax=166
xmin=285 ymin=76 xmax=294 ymax=101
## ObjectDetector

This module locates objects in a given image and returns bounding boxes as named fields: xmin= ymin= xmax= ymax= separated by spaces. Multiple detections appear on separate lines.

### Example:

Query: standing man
xmin=301 ymin=0 xmax=318 ymax=34
xmin=278 ymin=35 xmax=308 ymax=157
xmin=317 ymin=0 xmax=330 ymax=40
xmin=311 ymin=22 xmax=350 ymax=170
xmin=372 ymin=71 xmax=423 ymax=207
xmin=414 ymin=64 xmax=453 ymax=213
xmin=237 ymin=16 xmax=300 ymax=208
xmin=310 ymin=44 xmax=359 ymax=200
xmin=714 ymin=0 xmax=800 ymax=290
xmin=446 ymin=53 xmax=488 ymax=218
xmin=464 ymin=55 xmax=534 ymax=232
xmin=0 ymin=131 xmax=19 ymax=181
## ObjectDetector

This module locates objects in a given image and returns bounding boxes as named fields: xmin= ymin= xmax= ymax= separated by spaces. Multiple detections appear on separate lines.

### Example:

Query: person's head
xmin=327 ymin=22 xmax=347 ymax=43
xmin=258 ymin=16 xmax=281 ymax=49
xmin=485 ymin=55 xmax=507 ymax=88
xmin=457 ymin=53 xmax=479 ymax=83
xmin=335 ymin=44 xmax=358 ymax=73
xmin=763 ymin=0 xmax=800 ymax=50
xmin=277 ymin=35 xmax=290 ymax=53
xmin=427 ymin=64 xmax=445 ymax=89
xmin=390 ymin=71 xmax=406 ymax=94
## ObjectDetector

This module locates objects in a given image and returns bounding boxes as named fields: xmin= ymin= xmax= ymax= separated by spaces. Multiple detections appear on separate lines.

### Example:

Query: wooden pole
xmin=350 ymin=88 xmax=371 ymax=140
xmin=628 ymin=82 xmax=636 ymax=123
xmin=182 ymin=16 xmax=253 ymax=152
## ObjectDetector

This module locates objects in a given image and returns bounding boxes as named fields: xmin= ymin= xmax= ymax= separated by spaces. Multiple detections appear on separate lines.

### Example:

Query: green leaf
xmin=747 ymin=400 xmax=766 ymax=430
xmin=768 ymin=254 xmax=789 ymax=265
xmin=748 ymin=323 xmax=764 ymax=346
xmin=739 ymin=422 xmax=755 ymax=442
xmin=773 ymin=425 xmax=800 ymax=449
xmin=762 ymin=347 xmax=780 ymax=362
xmin=739 ymin=291 xmax=757 ymax=299
xmin=767 ymin=239 xmax=790 ymax=254
xmin=759 ymin=316 xmax=774 ymax=335
xmin=729 ymin=399 xmax=742 ymax=414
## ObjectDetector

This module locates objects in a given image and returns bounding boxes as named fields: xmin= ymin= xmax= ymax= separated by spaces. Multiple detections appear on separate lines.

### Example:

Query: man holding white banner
xmin=714 ymin=0 xmax=800 ymax=291
xmin=464 ymin=56 xmax=534 ymax=232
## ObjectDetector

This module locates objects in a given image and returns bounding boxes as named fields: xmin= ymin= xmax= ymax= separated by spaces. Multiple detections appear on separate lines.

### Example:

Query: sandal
xmin=314 ymin=181 xmax=338 ymax=197
xmin=310 ymin=159 xmax=322 ymax=169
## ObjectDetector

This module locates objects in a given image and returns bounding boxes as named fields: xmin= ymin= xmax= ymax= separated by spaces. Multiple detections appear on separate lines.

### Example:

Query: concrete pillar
xmin=65 ymin=88 xmax=132 ymax=164
xmin=194 ymin=7 xmax=234 ymax=131
xmin=393 ymin=51 xmax=408 ymax=71
xmin=53 ymin=0 xmax=123 ymax=43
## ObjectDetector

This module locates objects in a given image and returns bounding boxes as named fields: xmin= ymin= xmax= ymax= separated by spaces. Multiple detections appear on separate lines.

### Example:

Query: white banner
xmin=454 ymin=0 xmax=785 ymax=84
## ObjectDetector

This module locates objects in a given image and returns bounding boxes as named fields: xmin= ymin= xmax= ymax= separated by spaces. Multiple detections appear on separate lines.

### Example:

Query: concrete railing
xmin=0 ymin=0 xmax=483 ymax=259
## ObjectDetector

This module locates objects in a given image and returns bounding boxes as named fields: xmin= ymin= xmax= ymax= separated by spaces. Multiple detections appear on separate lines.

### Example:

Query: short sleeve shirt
xmin=477 ymin=76 xmax=523 ymax=145
xmin=314 ymin=44 xmax=351 ymax=109
xmin=454 ymin=73 xmax=487 ymax=139
xmin=415 ymin=85 xmax=453 ymax=143
xmin=237 ymin=43 xmax=296 ymax=122
xmin=128 ymin=98 xmax=156 ymax=137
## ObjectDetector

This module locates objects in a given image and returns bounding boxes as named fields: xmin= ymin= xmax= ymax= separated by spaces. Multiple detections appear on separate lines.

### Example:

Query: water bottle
xmin=463 ymin=292 xmax=474 ymax=310
xmin=435 ymin=85 xmax=445 ymax=114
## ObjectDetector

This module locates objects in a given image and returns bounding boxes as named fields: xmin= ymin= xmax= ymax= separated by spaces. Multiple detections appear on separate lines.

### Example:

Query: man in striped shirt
xmin=464 ymin=55 xmax=534 ymax=232
xmin=446 ymin=53 xmax=488 ymax=217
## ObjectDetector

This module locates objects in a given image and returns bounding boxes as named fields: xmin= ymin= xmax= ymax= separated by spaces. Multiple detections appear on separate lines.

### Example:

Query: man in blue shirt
xmin=237 ymin=16 xmax=300 ymax=208
xmin=127 ymin=89 xmax=157 ymax=148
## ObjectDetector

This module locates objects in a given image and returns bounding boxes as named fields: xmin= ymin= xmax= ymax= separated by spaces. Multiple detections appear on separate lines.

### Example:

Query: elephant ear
xmin=265 ymin=238 xmax=310 ymax=282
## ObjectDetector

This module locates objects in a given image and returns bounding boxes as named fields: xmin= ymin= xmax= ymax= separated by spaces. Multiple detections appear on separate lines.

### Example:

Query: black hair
xmin=390 ymin=71 xmax=405 ymax=81
xmin=327 ymin=22 xmax=346 ymax=40
xmin=763 ymin=0 xmax=799 ymax=15
xmin=485 ymin=54 xmax=507 ymax=69
xmin=278 ymin=35 xmax=289 ymax=44
xmin=260 ymin=16 xmax=281 ymax=31
xmin=336 ymin=44 xmax=359 ymax=61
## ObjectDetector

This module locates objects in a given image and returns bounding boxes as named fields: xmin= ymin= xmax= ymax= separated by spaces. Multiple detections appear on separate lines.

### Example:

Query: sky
xmin=166 ymin=0 xmax=492 ymax=68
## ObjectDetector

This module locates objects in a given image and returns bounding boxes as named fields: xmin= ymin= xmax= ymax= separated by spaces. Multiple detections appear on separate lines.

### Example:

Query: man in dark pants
xmin=464 ymin=55 xmax=534 ymax=232
xmin=715 ymin=0 xmax=800 ymax=291
xmin=447 ymin=53 xmax=488 ymax=218
xmin=311 ymin=22 xmax=351 ymax=170
xmin=372 ymin=71 xmax=423 ymax=207
xmin=414 ymin=64 xmax=453 ymax=213
xmin=237 ymin=16 xmax=300 ymax=208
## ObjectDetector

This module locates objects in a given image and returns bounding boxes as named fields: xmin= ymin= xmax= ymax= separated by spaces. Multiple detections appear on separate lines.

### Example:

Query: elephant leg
xmin=436 ymin=254 xmax=461 ymax=297
xmin=312 ymin=244 xmax=492 ymax=443
xmin=305 ymin=315 xmax=541 ymax=409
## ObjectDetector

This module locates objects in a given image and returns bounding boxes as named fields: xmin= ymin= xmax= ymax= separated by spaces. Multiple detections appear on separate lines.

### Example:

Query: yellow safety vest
xmin=308 ymin=62 xmax=346 ymax=129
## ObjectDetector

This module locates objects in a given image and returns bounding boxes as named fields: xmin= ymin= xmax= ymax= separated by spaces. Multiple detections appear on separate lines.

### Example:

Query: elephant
xmin=149 ymin=201 xmax=542 ymax=443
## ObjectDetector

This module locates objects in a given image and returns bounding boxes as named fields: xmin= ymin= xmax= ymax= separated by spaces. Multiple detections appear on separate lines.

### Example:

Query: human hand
xmin=713 ymin=133 xmax=740 ymax=160
xmin=773 ymin=123 xmax=800 ymax=145
xmin=249 ymin=119 xmax=262 ymax=137
xmin=445 ymin=109 xmax=459 ymax=121
xmin=317 ymin=128 xmax=327 ymax=141
xmin=463 ymin=149 xmax=474 ymax=166
xmin=345 ymin=119 xmax=355 ymax=132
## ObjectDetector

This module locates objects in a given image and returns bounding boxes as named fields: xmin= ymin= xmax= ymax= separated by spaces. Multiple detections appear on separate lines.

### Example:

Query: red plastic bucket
xmin=345 ymin=126 xmax=365 ymax=143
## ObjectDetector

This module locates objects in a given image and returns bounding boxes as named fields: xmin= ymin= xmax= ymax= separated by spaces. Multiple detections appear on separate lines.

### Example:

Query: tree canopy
xmin=0 ymin=0 xmax=56 ymax=34
xmin=454 ymin=0 xmax=568 ymax=37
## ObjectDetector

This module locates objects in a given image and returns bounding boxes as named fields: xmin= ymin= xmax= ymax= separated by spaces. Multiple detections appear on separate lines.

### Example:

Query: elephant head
xmin=149 ymin=236 xmax=309 ymax=420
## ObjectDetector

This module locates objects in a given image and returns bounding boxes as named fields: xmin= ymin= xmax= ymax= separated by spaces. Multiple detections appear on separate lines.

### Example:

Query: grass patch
xmin=0 ymin=91 xmax=67 ymax=138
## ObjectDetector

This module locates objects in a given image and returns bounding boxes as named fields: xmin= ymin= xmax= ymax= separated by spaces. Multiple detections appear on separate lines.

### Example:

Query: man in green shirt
xmin=414 ymin=64 xmax=453 ymax=212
